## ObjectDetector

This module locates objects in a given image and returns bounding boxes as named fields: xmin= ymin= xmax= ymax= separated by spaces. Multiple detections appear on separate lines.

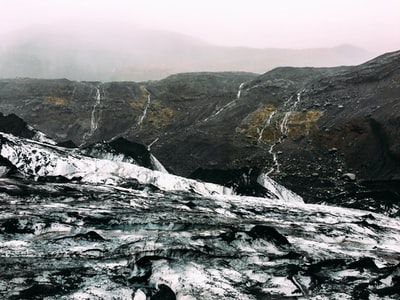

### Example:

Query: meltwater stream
xmin=265 ymin=90 xmax=304 ymax=175
xmin=138 ymin=88 xmax=151 ymax=126
xmin=1 ymin=132 xmax=400 ymax=299
xmin=206 ymin=82 xmax=246 ymax=121
xmin=83 ymin=85 xmax=103 ymax=141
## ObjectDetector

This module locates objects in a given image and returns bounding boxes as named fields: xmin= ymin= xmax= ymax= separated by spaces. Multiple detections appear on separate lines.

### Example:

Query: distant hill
xmin=0 ymin=26 xmax=375 ymax=81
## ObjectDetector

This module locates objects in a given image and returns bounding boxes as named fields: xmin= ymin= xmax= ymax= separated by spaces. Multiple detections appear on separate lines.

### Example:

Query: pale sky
xmin=1 ymin=0 xmax=399 ymax=53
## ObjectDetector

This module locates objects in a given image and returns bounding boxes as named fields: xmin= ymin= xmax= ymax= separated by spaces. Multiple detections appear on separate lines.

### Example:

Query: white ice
xmin=0 ymin=132 xmax=233 ymax=197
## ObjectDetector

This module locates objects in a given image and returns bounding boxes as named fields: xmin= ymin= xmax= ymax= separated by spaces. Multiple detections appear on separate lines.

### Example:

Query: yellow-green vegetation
xmin=237 ymin=105 xmax=324 ymax=142
xmin=129 ymin=86 xmax=175 ymax=129
xmin=129 ymin=86 xmax=149 ymax=110
xmin=129 ymin=99 xmax=146 ymax=110
xmin=237 ymin=104 xmax=277 ymax=142
xmin=288 ymin=110 xmax=324 ymax=137
xmin=147 ymin=100 xmax=175 ymax=128
xmin=44 ymin=96 xmax=67 ymax=106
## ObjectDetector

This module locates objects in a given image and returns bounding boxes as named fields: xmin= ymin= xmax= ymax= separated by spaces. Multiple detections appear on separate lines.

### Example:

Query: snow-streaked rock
xmin=0 ymin=132 xmax=232 ymax=196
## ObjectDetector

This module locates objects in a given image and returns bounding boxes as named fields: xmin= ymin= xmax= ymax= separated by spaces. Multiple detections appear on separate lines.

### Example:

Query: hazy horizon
xmin=1 ymin=0 xmax=399 ymax=81
xmin=1 ymin=0 xmax=399 ymax=53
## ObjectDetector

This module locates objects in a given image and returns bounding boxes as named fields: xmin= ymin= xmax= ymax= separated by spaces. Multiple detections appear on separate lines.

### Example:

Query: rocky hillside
xmin=0 ymin=51 xmax=399 ymax=207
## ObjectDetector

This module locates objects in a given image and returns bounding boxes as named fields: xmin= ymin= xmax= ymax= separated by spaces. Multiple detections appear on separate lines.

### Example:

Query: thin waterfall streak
xmin=70 ymin=86 xmax=77 ymax=101
xmin=280 ymin=111 xmax=291 ymax=135
xmin=280 ymin=90 xmax=303 ymax=135
xmin=258 ymin=111 xmax=276 ymax=143
xmin=267 ymin=90 xmax=304 ymax=175
xmin=267 ymin=143 xmax=280 ymax=175
xmin=138 ymin=89 xmax=151 ymax=125
xmin=147 ymin=137 xmax=159 ymax=151
xmin=90 ymin=87 xmax=101 ymax=134
xmin=214 ymin=99 xmax=235 ymax=116
xmin=83 ymin=85 xmax=102 ymax=141
xmin=236 ymin=82 xmax=245 ymax=100
xmin=208 ymin=82 xmax=245 ymax=120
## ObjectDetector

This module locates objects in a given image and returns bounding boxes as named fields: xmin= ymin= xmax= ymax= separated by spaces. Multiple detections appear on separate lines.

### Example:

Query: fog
xmin=1 ymin=0 xmax=398 ymax=81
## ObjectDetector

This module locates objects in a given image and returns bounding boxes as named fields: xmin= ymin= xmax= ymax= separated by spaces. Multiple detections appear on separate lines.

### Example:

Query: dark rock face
xmin=151 ymin=284 xmax=176 ymax=300
xmin=0 ymin=112 xmax=35 ymax=139
xmin=189 ymin=167 xmax=272 ymax=197
xmin=0 ymin=112 xmax=36 ymax=175
xmin=248 ymin=225 xmax=290 ymax=246
xmin=56 ymin=140 xmax=77 ymax=148
xmin=0 ymin=51 xmax=400 ymax=207
xmin=82 ymin=137 xmax=154 ymax=170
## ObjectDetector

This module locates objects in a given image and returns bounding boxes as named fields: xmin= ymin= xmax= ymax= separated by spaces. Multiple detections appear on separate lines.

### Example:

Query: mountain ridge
xmin=0 ymin=50 xmax=399 ymax=207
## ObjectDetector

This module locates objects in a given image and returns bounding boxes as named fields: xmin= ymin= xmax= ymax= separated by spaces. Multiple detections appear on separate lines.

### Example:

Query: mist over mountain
xmin=0 ymin=25 xmax=375 ymax=81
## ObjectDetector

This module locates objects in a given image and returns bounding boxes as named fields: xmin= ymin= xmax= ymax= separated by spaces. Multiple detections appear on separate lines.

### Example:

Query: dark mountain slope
xmin=305 ymin=51 xmax=400 ymax=180
xmin=0 ymin=51 xmax=399 ymax=205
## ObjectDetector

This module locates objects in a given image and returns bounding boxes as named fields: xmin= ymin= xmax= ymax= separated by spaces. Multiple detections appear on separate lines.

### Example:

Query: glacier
xmin=0 ymin=132 xmax=303 ymax=202
xmin=1 ymin=130 xmax=400 ymax=299
xmin=0 ymin=132 xmax=233 ymax=196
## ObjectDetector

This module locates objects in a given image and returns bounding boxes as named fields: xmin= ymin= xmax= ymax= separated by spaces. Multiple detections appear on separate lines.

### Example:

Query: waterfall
xmin=138 ymin=89 xmax=151 ymax=125
xmin=236 ymin=82 xmax=245 ymax=100
xmin=267 ymin=90 xmax=304 ymax=175
xmin=258 ymin=111 xmax=276 ymax=143
xmin=267 ymin=143 xmax=280 ymax=175
xmin=147 ymin=137 xmax=159 ymax=151
xmin=90 ymin=87 xmax=102 ymax=134
xmin=83 ymin=85 xmax=103 ymax=141
xmin=209 ymin=82 xmax=245 ymax=119
xmin=70 ymin=86 xmax=77 ymax=101
xmin=280 ymin=111 xmax=291 ymax=136
xmin=280 ymin=91 xmax=302 ymax=135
